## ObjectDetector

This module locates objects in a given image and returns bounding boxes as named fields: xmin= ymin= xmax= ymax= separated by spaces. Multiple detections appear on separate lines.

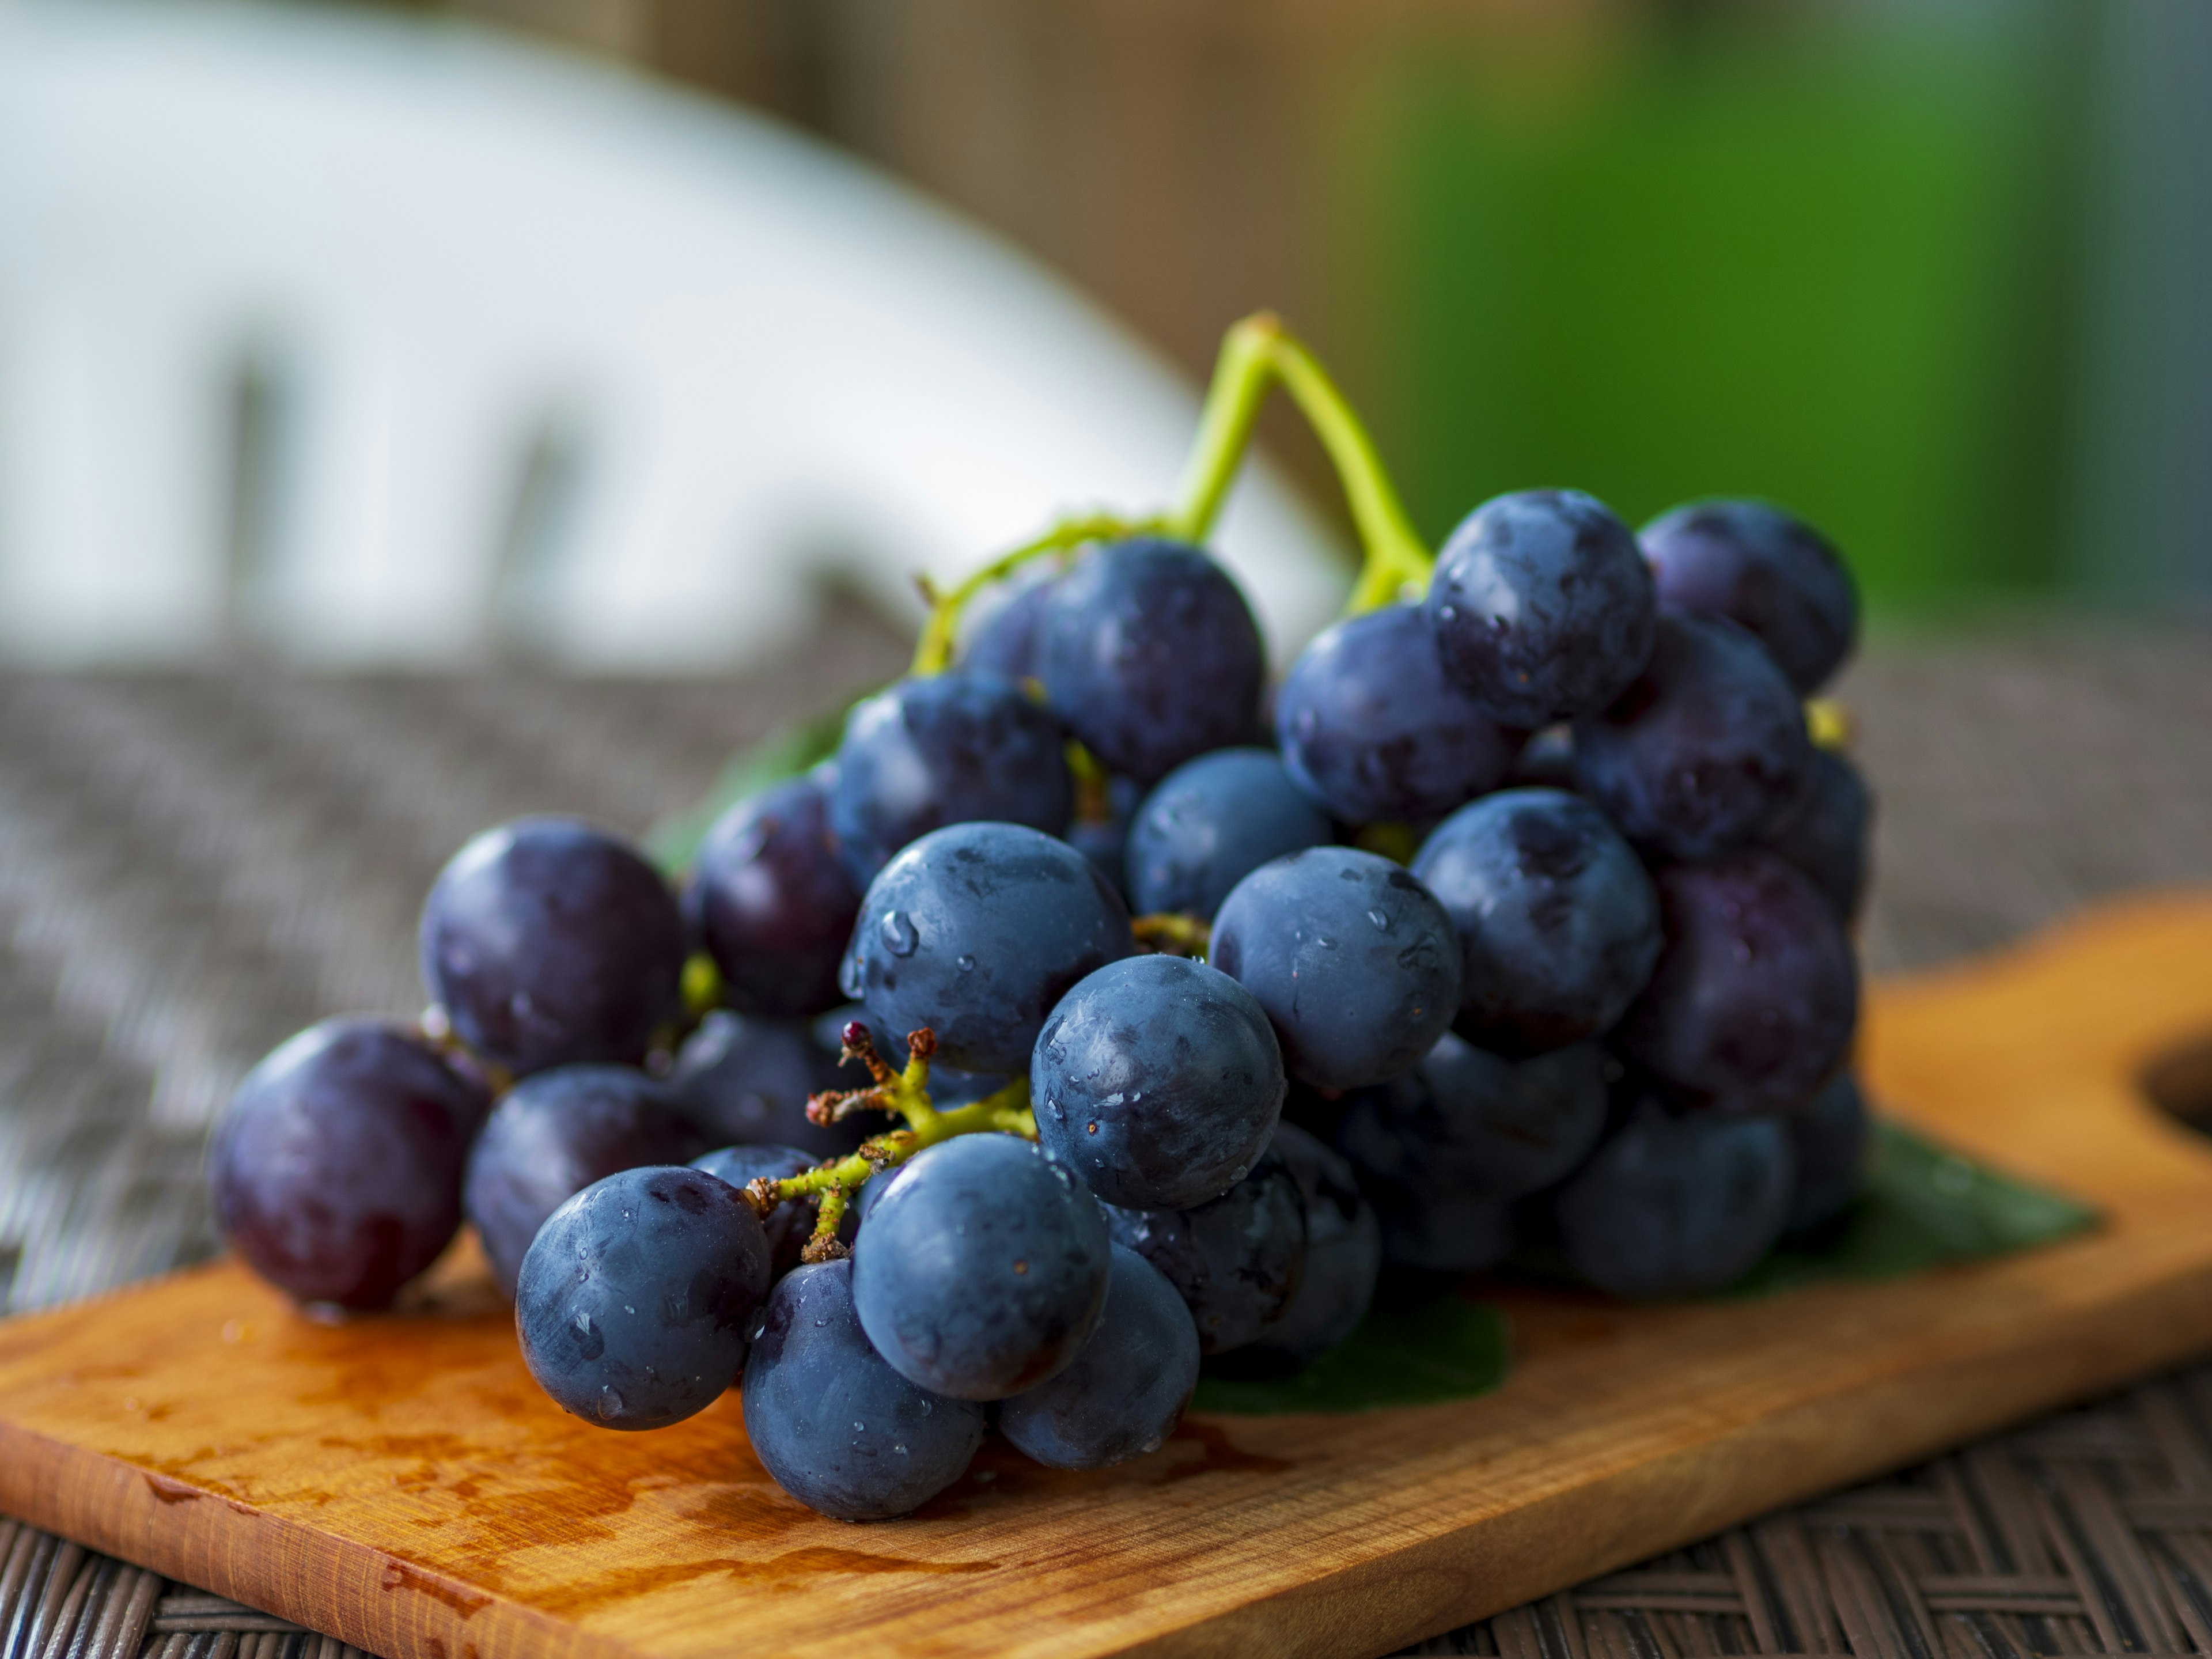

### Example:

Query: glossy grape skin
xmin=668 ymin=1011 xmax=874 ymax=1161
xmin=1036 ymin=538 xmax=1266 ymax=784
xmin=997 ymin=1244 xmax=1199 ymax=1469
xmin=1104 ymin=1146 xmax=1308 ymax=1355
xmin=419 ymin=817 xmax=685 ymax=1078
xmin=1616 ymin=851 xmax=1859 ymax=1112
xmin=1210 ymin=847 xmax=1461 ymax=1092
xmin=690 ymin=1144 xmax=817 ymax=1278
xmin=464 ymin=1064 xmax=709 ymax=1300
xmin=1277 ymin=606 xmax=1523 ymax=825
xmin=1234 ymin=1124 xmax=1380 ymax=1371
xmin=1755 ymin=748 xmax=1874 ymax=925
xmin=1641 ymin=499 xmax=1858 ymax=695
xmin=962 ymin=574 xmax=1058 ymax=683
xmin=1123 ymin=748 xmax=1331 ymax=921
xmin=516 ymin=1166 xmax=771 ymax=1431
xmin=742 ymin=1260 xmax=985 ymax=1521
xmin=841 ymin=821 xmax=1134 ymax=1076
xmin=1510 ymin=726 xmax=1581 ymax=793
xmin=826 ymin=675 xmax=1074 ymax=886
xmin=1783 ymin=1072 xmax=1869 ymax=1240
xmin=1555 ymin=1098 xmax=1794 ymax=1298
xmin=1411 ymin=789 xmax=1661 ymax=1056
xmin=1032 ymin=955 xmax=1285 ymax=1210
xmin=851 ymin=1134 xmax=1111 ymax=1400
xmin=685 ymin=772 xmax=860 ymax=1019
xmin=1571 ymin=612 xmax=1813 ymax=861
xmin=1427 ymin=489 xmax=1657 ymax=727
xmin=210 ymin=1018 xmax=488 ymax=1310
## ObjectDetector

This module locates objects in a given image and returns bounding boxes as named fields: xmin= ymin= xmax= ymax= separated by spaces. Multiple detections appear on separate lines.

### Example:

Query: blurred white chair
xmin=0 ymin=0 xmax=1347 ymax=671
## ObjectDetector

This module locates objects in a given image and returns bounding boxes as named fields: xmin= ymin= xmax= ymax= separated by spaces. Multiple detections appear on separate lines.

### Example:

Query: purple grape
xmin=1783 ymin=1072 xmax=1869 ymax=1239
xmin=1124 ymin=748 xmax=1331 ymax=921
xmin=211 ymin=1018 xmax=488 ymax=1310
xmin=668 ymin=1010 xmax=875 ymax=1160
xmin=961 ymin=573 xmax=1059 ymax=683
xmin=1641 ymin=499 xmax=1858 ymax=695
xmin=419 ymin=817 xmax=685 ymax=1078
xmin=685 ymin=772 xmax=859 ymax=1019
xmin=1066 ymin=773 xmax=1143 ymax=901
xmin=1755 ymin=747 xmax=1873 ymax=925
xmin=1571 ymin=612 xmax=1813 ymax=860
xmin=1233 ymin=1124 xmax=1380 ymax=1371
xmin=1277 ymin=605 xmax=1522 ymax=824
xmin=1426 ymin=489 xmax=1657 ymax=726
xmin=690 ymin=1143 xmax=819 ymax=1278
xmin=1104 ymin=1146 xmax=1308 ymax=1355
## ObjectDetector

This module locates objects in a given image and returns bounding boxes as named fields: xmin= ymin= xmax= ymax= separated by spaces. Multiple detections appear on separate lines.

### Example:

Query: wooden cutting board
xmin=9 ymin=892 xmax=2212 ymax=1659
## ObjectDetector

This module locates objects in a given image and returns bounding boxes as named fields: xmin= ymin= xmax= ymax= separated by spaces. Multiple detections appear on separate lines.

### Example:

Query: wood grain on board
xmin=6 ymin=892 xmax=2212 ymax=1659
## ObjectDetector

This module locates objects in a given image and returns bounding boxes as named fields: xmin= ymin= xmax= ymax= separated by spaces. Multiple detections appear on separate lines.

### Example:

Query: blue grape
xmin=464 ymin=1064 xmax=708 ymax=1300
xmin=1510 ymin=726 xmax=1581 ymax=793
xmin=690 ymin=1143 xmax=819 ymax=1278
xmin=1104 ymin=1146 xmax=1307 ymax=1354
xmin=1234 ymin=1124 xmax=1379 ymax=1371
xmin=1210 ymin=847 xmax=1461 ymax=1091
xmin=685 ymin=772 xmax=859 ymax=1019
xmin=841 ymin=821 xmax=1133 ymax=1075
xmin=1641 ymin=499 xmax=1858 ymax=695
xmin=1036 ymin=538 xmax=1266 ymax=784
xmin=1066 ymin=773 xmax=1143 ymax=901
xmin=1032 ymin=955 xmax=1285 ymax=1210
xmin=1277 ymin=605 xmax=1522 ymax=824
xmin=742 ymin=1260 xmax=985 ymax=1520
xmin=1555 ymin=1097 xmax=1794 ymax=1298
xmin=961 ymin=572 xmax=1059 ymax=683
xmin=1124 ymin=748 xmax=1332 ymax=921
xmin=1571 ymin=612 xmax=1813 ymax=860
xmin=826 ymin=674 xmax=1073 ymax=885
xmin=1755 ymin=748 xmax=1873 ymax=925
xmin=851 ymin=1134 xmax=1111 ymax=1400
xmin=420 ymin=817 xmax=685 ymax=1078
xmin=668 ymin=1010 xmax=875 ymax=1160
xmin=1426 ymin=489 xmax=1657 ymax=726
xmin=211 ymin=1018 xmax=488 ymax=1310
xmin=1616 ymin=851 xmax=1859 ymax=1112
xmin=996 ymin=1244 xmax=1199 ymax=1469
xmin=1411 ymin=788 xmax=1661 ymax=1056
xmin=516 ymin=1165 xmax=771 ymax=1430
xmin=1783 ymin=1072 xmax=1868 ymax=1240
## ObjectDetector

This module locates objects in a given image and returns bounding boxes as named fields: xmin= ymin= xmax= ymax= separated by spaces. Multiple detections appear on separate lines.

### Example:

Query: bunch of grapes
xmin=208 ymin=315 xmax=1873 ymax=1523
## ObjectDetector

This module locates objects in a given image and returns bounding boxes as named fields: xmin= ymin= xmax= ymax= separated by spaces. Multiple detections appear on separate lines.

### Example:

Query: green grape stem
xmin=910 ymin=513 xmax=1162 ymax=677
xmin=1131 ymin=912 xmax=1211 ymax=959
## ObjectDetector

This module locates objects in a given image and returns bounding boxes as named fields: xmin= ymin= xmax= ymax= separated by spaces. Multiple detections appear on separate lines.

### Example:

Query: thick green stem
xmin=910 ymin=513 xmax=1159 ymax=677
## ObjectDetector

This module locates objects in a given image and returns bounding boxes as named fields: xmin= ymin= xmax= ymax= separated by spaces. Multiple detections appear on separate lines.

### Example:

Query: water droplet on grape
xmin=853 ymin=1420 xmax=866 ymax=1432
xmin=956 ymin=954 xmax=976 ymax=972
xmin=881 ymin=911 xmax=919 ymax=957
xmin=1366 ymin=907 xmax=1393 ymax=932
xmin=893 ymin=1442 xmax=909 ymax=1456
xmin=597 ymin=1389 xmax=624 ymax=1419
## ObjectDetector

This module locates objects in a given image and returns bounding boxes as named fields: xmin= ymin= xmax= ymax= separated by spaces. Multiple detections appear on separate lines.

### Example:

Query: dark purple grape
xmin=1571 ymin=612 xmax=1813 ymax=860
xmin=1755 ymin=747 xmax=1873 ymax=925
xmin=210 ymin=1018 xmax=487 ymax=1310
xmin=996 ymin=1244 xmax=1199 ymax=1469
xmin=1277 ymin=605 xmax=1522 ymax=824
xmin=419 ymin=817 xmax=685 ymax=1078
xmin=742 ymin=1260 xmax=985 ymax=1520
xmin=1641 ymin=499 xmax=1858 ymax=695
xmin=1066 ymin=772 xmax=1143 ymax=901
xmin=1124 ymin=748 xmax=1331 ymax=921
xmin=1783 ymin=1072 xmax=1868 ymax=1240
xmin=1104 ymin=1146 xmax=1307 ymax=1355
xmin=668 ymin=1010 xmax=874 ymax=1160
xmin=1411 ymin=788 xmax=1660 ymax=1056
xmin=1210 ymin=847 xmax=1461 ymax=1091
xmin=1032 ymin=954 xmax=1285 ymax=1210
xmin=516 ymin=1165 xmax=771 ymax=1430
xmin=1036 ymin=538 xmax=1266 ymax=785
xmin=826 ymin=674 xmax=1073 ymax=885
xmin=1426 ymin=489 xmax=1656 ymax=726
xmin=1233 ymin=1124 xmax=1379 ymax=1371
xmin=463 ymin=1063 xmax=708 ymax=1300
xmin=1616 ymin=851 xmax=1859 ymax=1112
xmin=691 ymin=1143 xmax=818 ymax=1278
xmin=1510 ymin=726 xmax=1580 ymax=793
xmin=685 ymin=772 xmax=859 ymax=1019
xmin=961 ymin=573 xmax=1059 ymax=683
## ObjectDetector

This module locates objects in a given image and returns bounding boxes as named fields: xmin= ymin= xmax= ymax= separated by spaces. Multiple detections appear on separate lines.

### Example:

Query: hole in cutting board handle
xmin=2142 ymin=1032 xmax=2212 ymax=1135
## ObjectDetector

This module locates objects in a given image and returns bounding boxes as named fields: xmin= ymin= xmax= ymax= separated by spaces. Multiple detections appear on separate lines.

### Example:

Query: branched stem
xmin=910 ymin=513 xmax=1162 ymax=677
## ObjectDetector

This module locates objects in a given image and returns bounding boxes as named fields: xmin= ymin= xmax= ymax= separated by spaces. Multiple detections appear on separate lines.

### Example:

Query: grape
xmin=841 ymin=821 xmax=1133 ymax=1075
xmin=210 ymin=1018 xmax=487 ymax=1310
xmin=1210 ymin=847 xmax=1460 ymax=1091
xmin=1555 ymin=1096 xmax=1794 ymax=1298
xmin=961 ymin=572 xmax=1059 ymax=683
xmin=1510 ymin=726 xmax=1580 ymax=793
xmin=1036 ymin=538 xmax=1266 ymax=784
xmin=1411 ymin=788 xmax=1661 ymax=1056
xmin=1640 ymin=499 xmax=1858 ymax=695
xmin=827 ymin=673 xmax=1073 ymax=886
xmin=1571 ymin=612 xmax=1813 ymax=860
xmin=996 ymin=1244 xmax=1199 ymax=1469
xmin=1067 ymin=774 xmax=1143 ymax=901
xmin=1783 ymin=1072 xmax=1868 ymax=1240
xmin=1104 ymin=1145 xmax=1307 ymax=1355
xmin=1615 ymin=851 xmax=1859 ymax=1112
xmin=742 ymin=1260 xmax=986 ymax=1521
xmin=1123 ymin=748 xmax=1332 ymax=921
xmin=1426 ymin=489 xmax=1656 ymax=726
xmin=1032 ymin=955 xmax=1285 ymax=1210
xmin=669 ymin=1010 xmax=875 ymax=1160
xmin=685 ymin=772 xmax=860 ymax=1019
xmin=464 ymin=1064 xmax=709 ymax=1300
xmin=851 ymin=1134 xmax=1111 ymax=1400
xmin=1277 ymin=605 xmax=1522 ymax=824
xmin=690 ymin=1144 xmax=819 ymax=1278
xmin=1232 ymin=1124 xmax=1380 ymax=1372
xmin=1755 ymin=748 xmax=1873 ymax=925
xmin=419 ymin=817 xmax=685 ymax=1078
xmin=515 ymin=1166 xmax=771 ymax=1431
